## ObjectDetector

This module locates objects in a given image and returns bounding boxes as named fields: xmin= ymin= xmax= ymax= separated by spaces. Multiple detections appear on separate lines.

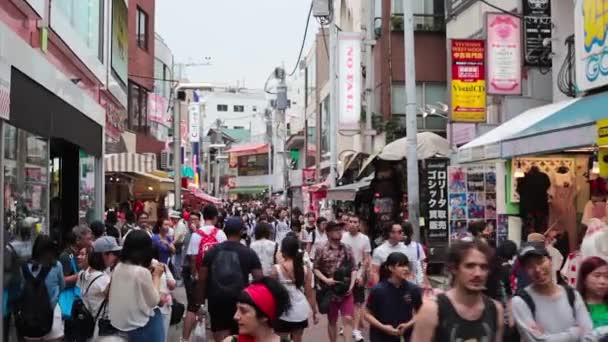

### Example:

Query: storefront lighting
xmin=592 ymin=161 xmax=601 ymax=175
xmin=514 ymin=161 xmax=525 ymax=179
xmin=148 ymin=186 xmax=154 ymax=191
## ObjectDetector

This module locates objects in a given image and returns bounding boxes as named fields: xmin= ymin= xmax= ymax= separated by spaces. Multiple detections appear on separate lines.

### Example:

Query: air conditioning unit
xmin=313 ymin=0 xmax=330 ymax=17
xmin=160 ymin=151 xmax=172 ymax=171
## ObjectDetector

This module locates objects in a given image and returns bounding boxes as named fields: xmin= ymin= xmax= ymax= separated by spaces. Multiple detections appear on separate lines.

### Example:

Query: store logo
xmin=585 ymin=47 xmax=608 ymax=82
xmin=583 ymin=0 xmax=608 ymax=53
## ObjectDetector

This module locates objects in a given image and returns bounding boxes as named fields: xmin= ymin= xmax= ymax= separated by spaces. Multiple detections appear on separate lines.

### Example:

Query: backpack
xmin=196 ymin=228 xmax=220 ymax=267
xmin=14 ymin=264 xmax=53 ymax=338
xmin=210 ymin=249 xmax=245 ymax=298
xmin=69 ymin=273 xmax=104 ymax=339
xmin=515 ymin=284 xmax=577 ymax=318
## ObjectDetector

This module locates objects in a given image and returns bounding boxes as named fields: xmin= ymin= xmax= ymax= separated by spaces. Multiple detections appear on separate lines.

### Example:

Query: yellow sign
xmin=451 ymin=80 xmax=487 ymax=122
xmin=597 ymin=118 xmax=608 ymax=146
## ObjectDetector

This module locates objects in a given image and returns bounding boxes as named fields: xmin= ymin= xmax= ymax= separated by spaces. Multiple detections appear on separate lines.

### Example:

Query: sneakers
xmin=353 ymin=329 xmax=365 ymax=342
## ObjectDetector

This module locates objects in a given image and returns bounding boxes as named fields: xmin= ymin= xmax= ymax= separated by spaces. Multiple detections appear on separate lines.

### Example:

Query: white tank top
xmin=275 ymin=264 xmax=311 ymax=322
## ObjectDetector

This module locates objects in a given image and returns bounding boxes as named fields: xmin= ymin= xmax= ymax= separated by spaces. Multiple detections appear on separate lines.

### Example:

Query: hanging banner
xmin=487 ymin=13 xmax=523 ymax=95
xmin=338 ymin=32 xmax=362 ymax=131
xmin=425 ymin=159 xmax=449 ymax=242
xmin=148 ymin=93 xmax=168 ymax=124
xmin=575 ymin=0 xmax=608 ymax=91
xmin=188 ymin=103 xmax=200 ymax=143
xmin=0 ymin=58 xmax=11 ymax=120
xmin=111 ymin=0 xmax=128 ymax=84
xmin=451 ymin=39 xmax=486 ymax=123
xmin=523 ymin=0 xmax=552 ymax=67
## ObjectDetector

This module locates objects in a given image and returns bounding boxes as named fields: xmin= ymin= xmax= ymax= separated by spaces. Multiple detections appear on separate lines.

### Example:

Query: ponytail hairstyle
xmin=379 ymin=252 xmax=409 ymax=281
xmin=280 ymin=235 xmax=305 ymax=289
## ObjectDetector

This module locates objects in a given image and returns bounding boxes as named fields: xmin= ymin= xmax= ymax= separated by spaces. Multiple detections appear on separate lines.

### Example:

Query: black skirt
xmin=274 ymin=319 xmax=309 ymax=333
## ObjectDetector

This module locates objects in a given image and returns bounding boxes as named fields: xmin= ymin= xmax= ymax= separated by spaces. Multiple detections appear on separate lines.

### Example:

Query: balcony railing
xmin=390 ymin=14 xmax=446 ymax=32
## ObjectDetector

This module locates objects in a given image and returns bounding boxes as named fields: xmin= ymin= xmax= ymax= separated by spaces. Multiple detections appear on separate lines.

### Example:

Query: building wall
xmin=201 ymin=90 xmax=269 ymax=136
xmin=128 ymin=0 xmax=155 ymax=91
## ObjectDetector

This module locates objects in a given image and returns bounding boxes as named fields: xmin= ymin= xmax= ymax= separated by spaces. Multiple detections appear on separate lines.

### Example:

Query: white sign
xmin=575 ymin=0 xmax=608 ymax=91
xmin=0 ymin=59 xmax=10 ymax=121
xmin=338 ymin=32 xmax=362 ymax=131
xmin=188 ymin=103 xmax=200 ymax=142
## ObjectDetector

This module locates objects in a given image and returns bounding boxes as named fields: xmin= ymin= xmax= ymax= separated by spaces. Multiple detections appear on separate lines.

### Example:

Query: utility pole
xmin=275 ymin=67 xmax=289 ymax=200
xmin=404 ymin=1 xmax=420 ymax=241
xmin=364 ymin=0 xmax=376 ymax=154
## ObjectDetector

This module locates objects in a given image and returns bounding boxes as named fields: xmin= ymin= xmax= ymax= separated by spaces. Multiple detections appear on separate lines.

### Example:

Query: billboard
xmin=451 ymin=39 xmax=486 ymax=123
xmin=111 ymin=0 xmax=128 ymax=84
xmin=523 ymin=0 xmax=552 ymax=67
xmin=487 ymin=13 xmax=523 ymax=95
xmin=338 ymin=32 xmax=362 ymax=131
xmin=575 ymin=0 xmax=608 ymax=91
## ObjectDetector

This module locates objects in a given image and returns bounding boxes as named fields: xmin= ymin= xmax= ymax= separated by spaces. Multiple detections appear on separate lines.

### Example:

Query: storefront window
xmin=79 ymin=150 xmax=96 ymax=224
xmin=51 ymin=0 xmax=103 ymax=61
xmin=4 ymin=123 xmax=49 ymax=260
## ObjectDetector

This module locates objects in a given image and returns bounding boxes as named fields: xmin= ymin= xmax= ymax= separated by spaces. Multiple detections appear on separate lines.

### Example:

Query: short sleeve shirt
xmin=202 ymin=241 xmax=262 ymax=296
xmin=314 ymin=243 xmax=356 ymax=277
xmin=186 ymin=225 xmax=228 ymax=256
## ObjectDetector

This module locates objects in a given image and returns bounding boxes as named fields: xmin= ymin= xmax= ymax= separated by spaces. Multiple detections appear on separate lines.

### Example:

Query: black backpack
xmin=210 ymin=249 xmax=245 ymax=298
xmin=14 ymin=264 xmax=53 ymax=338
xmin=69 ymin=273 xmax=104 ymax=340
xmin=515 ymin=284 xmax=577 ymax=318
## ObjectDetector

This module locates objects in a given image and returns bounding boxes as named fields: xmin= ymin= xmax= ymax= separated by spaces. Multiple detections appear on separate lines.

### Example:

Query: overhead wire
xmin=288 ymin=2 xmax=314 ymax=77
xmin=478 ymin=0 xmax=523 ymax=19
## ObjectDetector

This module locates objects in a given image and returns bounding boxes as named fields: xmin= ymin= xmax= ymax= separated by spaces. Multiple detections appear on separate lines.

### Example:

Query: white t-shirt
xmin=186 ymin=225 xmax=227 ymax=256
xmin=250 ymin=239 xmax=278 ymax=276
xmin=310 ymin=229 xmax=328 ymax=260
xmin=341 ymin=232 xmax=371 ymax=277
xmin=173 ymin=219 xmax=188 ymax=244
xmin=77 ymin=269 xmax=111 ymax=318
xmin=372 ymin=241 xmax=425 ymax=277
xmin=274 ymin=220 xmax=291 ymax=244
xmin=152 ymin=259 xmax=175 ymax=315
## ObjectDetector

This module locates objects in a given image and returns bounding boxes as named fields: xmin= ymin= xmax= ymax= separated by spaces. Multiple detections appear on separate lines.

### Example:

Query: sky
xmin=155 ymin=0 xmax=318 ymax=90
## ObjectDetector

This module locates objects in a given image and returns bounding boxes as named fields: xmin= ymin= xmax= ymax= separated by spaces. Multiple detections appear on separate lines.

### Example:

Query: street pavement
xmin=170 ymin=285 xmax=368 ymax=341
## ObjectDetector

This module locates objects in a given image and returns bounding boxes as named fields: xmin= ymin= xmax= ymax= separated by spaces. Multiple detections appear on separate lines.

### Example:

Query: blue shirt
xmin=24 ymin=261 xmax=65 ymax=309
xmin=366 ymin=279 xmax=422 ymax=342
xmin=152 ymin=234 xmax=173 ymax=264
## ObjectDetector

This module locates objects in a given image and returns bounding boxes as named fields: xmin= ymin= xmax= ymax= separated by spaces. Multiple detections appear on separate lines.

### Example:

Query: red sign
xmin=451 ymin=39 xmax=486 ymax=123
xmin=302 ymin=168 xmax=316 ymax=185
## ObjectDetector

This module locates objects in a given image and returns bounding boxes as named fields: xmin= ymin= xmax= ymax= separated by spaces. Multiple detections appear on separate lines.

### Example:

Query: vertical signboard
xmin=487 ymin=13 xmax=523 ymax=95
xmin=111 ymin=0 xmax=128 ymax=84
xmin=0 ymin=59 xmax=11 ymax=120
xmin=425 ymin=159 xmax=449 ymax=243
xmin=338 ymin=32 xmax=362 ymax=131
xmin=575 ymin=0 xmax=608 ymax=92
xmin=188 ymin=103 xmax=200 ymax=143
xmin=523 ymin=0 xmax=552 ymax=67
xmin=451 ymin=39 xmax=486 ymax=122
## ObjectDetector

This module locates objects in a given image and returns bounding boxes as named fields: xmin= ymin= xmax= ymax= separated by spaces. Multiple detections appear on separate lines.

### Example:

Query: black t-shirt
xmin=367 ymin=280 xmax=422 ymax=342
xmin=202 ymin=241 xmax=262 ymax=298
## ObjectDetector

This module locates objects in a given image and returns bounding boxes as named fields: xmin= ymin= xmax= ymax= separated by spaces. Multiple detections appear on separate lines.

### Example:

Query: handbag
xmin=59 ymin=255 xmax=80 ymax=319
xmin=170 ymin=299 xmax=185 ymax=326
xmin=315 ymin=284 xmax=333 ymax=314
xmin=96 ymin=299 xmax=119 ymax=337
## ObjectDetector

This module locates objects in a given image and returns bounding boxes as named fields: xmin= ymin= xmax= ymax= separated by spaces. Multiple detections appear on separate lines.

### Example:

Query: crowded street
xmin=4 ymin=0 xmax=608 ymax=341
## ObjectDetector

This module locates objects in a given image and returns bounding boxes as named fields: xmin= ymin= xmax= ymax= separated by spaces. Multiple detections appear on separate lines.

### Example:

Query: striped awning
xmin=105 ymin=153 xmax=156 ymax=173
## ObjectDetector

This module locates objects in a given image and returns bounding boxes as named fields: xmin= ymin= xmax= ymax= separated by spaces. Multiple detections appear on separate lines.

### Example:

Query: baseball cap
xmin=224 ymin=216 xmax=244 ymax=236
xmin=169 ymin=210 xmax=181 ymax=219
xmin=518 ymin=241 xmax=549 ymax=264
xmin=93 ymin=236 xmax=122 ymax=253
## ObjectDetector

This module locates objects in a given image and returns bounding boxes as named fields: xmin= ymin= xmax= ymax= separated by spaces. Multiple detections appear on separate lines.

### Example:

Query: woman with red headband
xmin=225 ymin=277 xmax=291 ymax=342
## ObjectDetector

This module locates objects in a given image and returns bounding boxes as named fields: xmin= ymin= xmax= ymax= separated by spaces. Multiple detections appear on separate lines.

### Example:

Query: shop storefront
xmin=2 ymin=63 xmax=104 ymax=247
xmin=458 ymin=92 xmax=608 ymax=252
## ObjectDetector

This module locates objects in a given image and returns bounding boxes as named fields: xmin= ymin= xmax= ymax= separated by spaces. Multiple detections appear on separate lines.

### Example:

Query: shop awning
xmin=457 ymin=98 xmax=580 ymax=162
xmin=228 ymin=186 xmax=268 ymax=195
xmin=227 ymin=143 xmax=269 ymax=157
xmin=327 ymin=177 xmax=372 ymax=201
xmin=192 ymin=191 xmax=221 ymax=204
xmin=105 ymin=153 xmax=156 ymax=173
xmin=501 ymin=92 xmax=608 ymax=157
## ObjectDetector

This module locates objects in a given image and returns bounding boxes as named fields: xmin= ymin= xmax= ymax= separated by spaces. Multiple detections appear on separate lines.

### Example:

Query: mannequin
xmin=517 ymin=166 xmax=551 ymax=235
xmin=549 ymin=169 xmax=578 ymax=253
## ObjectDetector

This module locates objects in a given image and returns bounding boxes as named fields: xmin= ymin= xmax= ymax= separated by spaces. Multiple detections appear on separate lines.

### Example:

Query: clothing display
xmin=549 ymin=172 xmax=578 ymax=252
xmin=517 ymin=166 xmax=551 ymax=235
xmin=582 ymin=201 xmax=608 ymax=225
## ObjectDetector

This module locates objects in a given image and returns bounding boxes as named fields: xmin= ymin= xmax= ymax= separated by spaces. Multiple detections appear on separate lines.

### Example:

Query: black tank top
xmin=433 ymin=293 xmax=497 ymax=342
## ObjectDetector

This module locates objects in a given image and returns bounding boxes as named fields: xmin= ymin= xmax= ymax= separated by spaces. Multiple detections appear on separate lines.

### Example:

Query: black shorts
xmin=274 ymin=319 xmax=308 ymax=333
xmin=182 ymin=269 xmax=200 ymax=313
xmin=353 ymin=284 xmax=366 ymax=305
xmin=208 ymin=298 xmax=238 ymax=333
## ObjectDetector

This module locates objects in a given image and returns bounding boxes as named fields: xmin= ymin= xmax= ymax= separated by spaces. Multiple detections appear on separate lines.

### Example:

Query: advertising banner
xmin=523 ymin=0 xmax=552 ymax=67
xmin=148 ymin=94 xmax=168 ymax=124
xmin=575 ymin=0 xmax=608 ymax=91
xmin=338 ymin=32 xmax=362 ymax=131
xmin=0 ymin=58 xmax=11 ymax=120
xmin=188 ymin=103 xmax=201 ymax=143
xmin=424 ymin=159 xmax=449 ymax=243
xmin=451 ymin=39 xmax=486 ymax=122
xmin=111 ymin=0 xmax=128 ymax=84
xmin=487 ymin=13 xmax=523 ymax=95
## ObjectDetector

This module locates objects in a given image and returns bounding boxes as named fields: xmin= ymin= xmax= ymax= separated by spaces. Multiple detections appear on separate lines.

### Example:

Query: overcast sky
xmin=155 ymin=0 xmax=317 ymax=89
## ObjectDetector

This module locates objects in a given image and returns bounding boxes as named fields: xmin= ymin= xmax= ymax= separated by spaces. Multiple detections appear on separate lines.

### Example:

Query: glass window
xmin=51 ymin=0 xmax=103 ymax=60
xmin=136 ymin=7 xmax=148 ymax=50
xmin=128 ymin=82 xmax=149 ymax=133
xmin=79 ymin=150 xmax=96 ymax=224
xmin=217 ymin=104 xmax=228 ymax=112
xmin=4 ymin=123 xmax=49 ymax=262
xmin=234 ymin=105 xmax=244 ymax=112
